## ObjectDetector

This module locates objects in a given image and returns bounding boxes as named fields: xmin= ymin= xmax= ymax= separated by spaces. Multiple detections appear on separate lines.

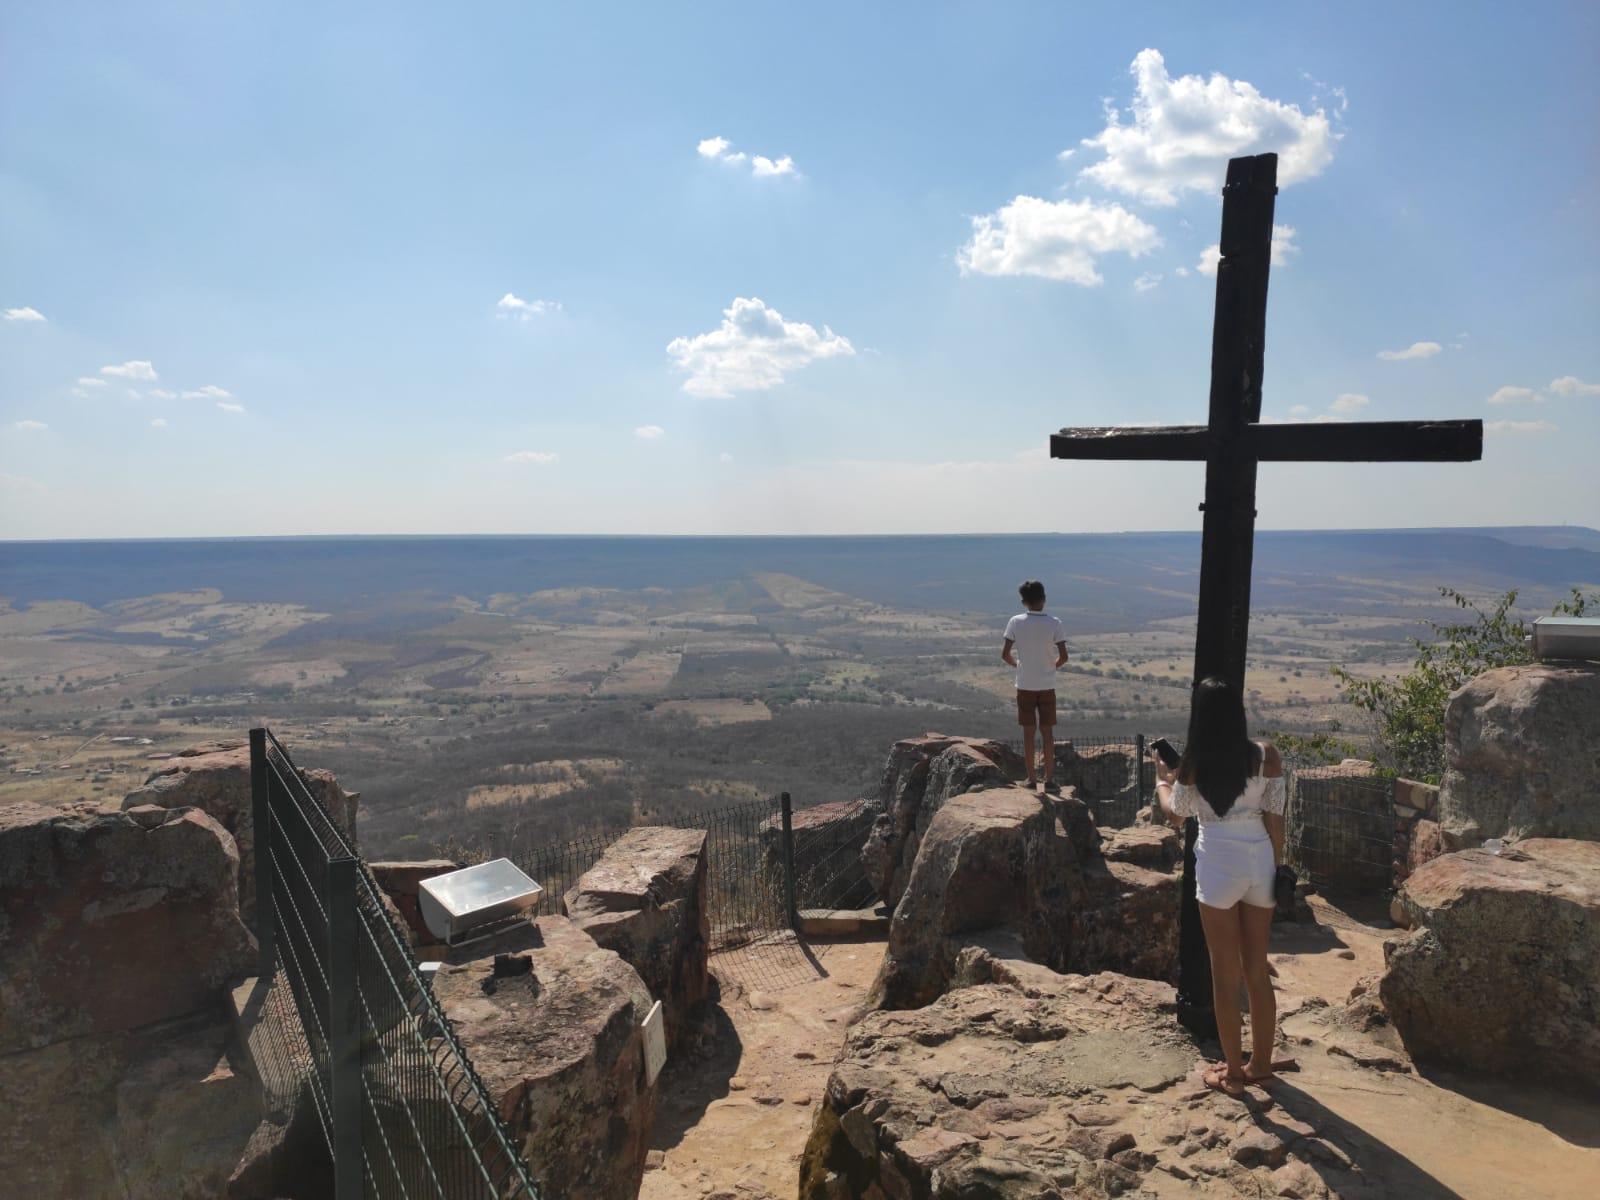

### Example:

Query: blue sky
xmin=2 ymin=1 xmax=1596 ymax=538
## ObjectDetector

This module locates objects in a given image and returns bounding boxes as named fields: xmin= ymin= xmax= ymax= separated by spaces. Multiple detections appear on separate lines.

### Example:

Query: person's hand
xmin=1151 ymin=753 xmax=1176 ymax=785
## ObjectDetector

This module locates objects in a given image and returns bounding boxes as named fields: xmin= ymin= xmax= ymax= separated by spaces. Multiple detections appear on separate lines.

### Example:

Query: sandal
xmin=1202 ymin=1063 xmax=1247 ymax=1096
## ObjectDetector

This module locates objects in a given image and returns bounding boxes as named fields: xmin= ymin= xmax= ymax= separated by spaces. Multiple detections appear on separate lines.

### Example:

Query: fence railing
xmin=251 ymin=727 xmax=541 ymax=1200
xmin=495 ymin=793 xmax=786 ymax=951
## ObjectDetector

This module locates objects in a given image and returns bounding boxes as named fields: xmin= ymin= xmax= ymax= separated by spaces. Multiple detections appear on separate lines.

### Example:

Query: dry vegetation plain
xmin=0 ymin=559 xmax=1562 ymax=859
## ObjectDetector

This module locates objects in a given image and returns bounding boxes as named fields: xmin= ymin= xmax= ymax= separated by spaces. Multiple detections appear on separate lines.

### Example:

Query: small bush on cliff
xmin=1334 ymin=587 xmax=1594 ymax=782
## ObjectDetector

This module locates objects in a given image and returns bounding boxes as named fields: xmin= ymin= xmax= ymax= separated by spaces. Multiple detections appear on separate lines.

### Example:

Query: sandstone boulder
xmin=369 ymin=858 xmax=459 ymax=947
xmin=0 ymin=1008 xmax=262 ymax=1200
xmin=122 ymin=741 xmax=359 ymax=927
xmin=861 ymin=735 xmax=1025 ymax=908
xmin=1286 ymin=759 xmax=1390 ymax=892
xmin=1438 ymin=663 xmax=1600 ymax=847
xmin=1053 ymin=741 xmax=1144 ymax=826
xmin=1381 ymin=838 xmax=1600 ymax=1091
xmin=432 ymin=915 xmax=657 ymax=1200
xmin=800 ymin=974 xmax=1365 ymax=1200
xmin=868 ymin=787 xmax=1177 ymax=1011
xmin=0 ymin=801 xmax=255 ymax=1053
xmin=564 ymin=826 xmax=710 ymax=1048
xmin=762 ymin=796 xmax=882 ymax=909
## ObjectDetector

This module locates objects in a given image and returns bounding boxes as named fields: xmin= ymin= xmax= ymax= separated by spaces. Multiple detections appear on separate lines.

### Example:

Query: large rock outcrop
xmin=861 ymin=735 xmax=1025 ymax=909
xmin=369 ymin=858 xmax=458 ymax=950
xmin=0 ymin=801 xmax=256 ymax=1052
xmin=432 ymin=915 xmax=657 ymax=1200
xmin=1380 ymin=838 xmax=1600 ymax=1091
xmin=762 ymin=796 xmax=883 ymax=910
xmin=801 ymin=973 xmax=1368 ymax=1200
xmin=564 ymin=826 xmax=710 ymax=1049
xmin=1438 ymin=663 xmax=1600 ymax=847
xmin=122 ymin=741 xmax=359 ymax=927
xmin=1052 ymin=741 xmax=1144 ymax=827
xmin=868 ymin=787 xmax=1178 ymax=1011
xmin=0 ymin=801 xmax=263 ymax=1198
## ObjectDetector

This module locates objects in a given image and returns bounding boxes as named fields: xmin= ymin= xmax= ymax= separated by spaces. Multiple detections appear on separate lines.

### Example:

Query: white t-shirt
xmin=1003 ymin=611 xmax=1065 ymax=691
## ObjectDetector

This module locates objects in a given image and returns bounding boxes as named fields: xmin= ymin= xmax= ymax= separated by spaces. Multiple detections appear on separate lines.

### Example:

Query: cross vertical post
xmin=1195 ymin=154 xmax=1276 ymax=687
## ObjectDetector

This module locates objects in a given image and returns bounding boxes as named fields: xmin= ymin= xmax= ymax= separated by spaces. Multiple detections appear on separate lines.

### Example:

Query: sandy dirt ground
xmin=641 ymin=898 xmax=1599 ymax=1200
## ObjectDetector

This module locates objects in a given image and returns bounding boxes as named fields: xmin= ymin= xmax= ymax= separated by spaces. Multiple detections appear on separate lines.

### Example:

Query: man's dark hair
xmin=1018 ymin=580 xmax=1046 ymax=606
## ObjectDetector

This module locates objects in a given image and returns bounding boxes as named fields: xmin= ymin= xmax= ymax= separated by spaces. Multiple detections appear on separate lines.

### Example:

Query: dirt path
xmin=642 ymin=934 xmax=883 ymax=1200
xmin=643 ymin=900 xmax=1599 ymax=1200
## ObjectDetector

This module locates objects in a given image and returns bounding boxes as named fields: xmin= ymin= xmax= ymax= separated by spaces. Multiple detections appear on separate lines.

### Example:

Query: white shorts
xmin=1195 ymin=822 xmax=1275 ymax=909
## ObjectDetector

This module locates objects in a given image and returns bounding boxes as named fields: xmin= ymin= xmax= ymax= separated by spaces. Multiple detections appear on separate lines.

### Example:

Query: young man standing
xmin=1001 ymin=580 xmax=1069 ymax=791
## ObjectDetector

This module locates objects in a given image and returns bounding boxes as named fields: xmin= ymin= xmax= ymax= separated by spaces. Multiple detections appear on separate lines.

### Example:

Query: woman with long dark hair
xmin=1154 ymin=676 xmax=1286 ymax=1094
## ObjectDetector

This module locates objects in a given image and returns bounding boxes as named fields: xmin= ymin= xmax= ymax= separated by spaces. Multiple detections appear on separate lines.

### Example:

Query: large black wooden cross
xmin=1049 ymin=152 xmax=1482 ymax=1034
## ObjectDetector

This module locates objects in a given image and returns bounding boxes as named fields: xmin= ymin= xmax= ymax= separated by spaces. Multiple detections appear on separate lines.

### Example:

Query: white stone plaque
xmin=642 ymin=1000 xmax=667 ymax=1086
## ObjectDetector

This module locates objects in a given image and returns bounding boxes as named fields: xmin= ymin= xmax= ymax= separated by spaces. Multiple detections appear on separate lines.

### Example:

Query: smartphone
xmin=1148 ymin=737 xmax=1181 ymax=769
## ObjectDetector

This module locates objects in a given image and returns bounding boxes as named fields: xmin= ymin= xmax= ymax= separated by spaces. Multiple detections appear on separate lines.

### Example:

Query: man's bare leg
xmin=1021 ymin=722 xmax=1038 ymax=786
xmin=1040 ymin=724 xmax=1054 ymax=785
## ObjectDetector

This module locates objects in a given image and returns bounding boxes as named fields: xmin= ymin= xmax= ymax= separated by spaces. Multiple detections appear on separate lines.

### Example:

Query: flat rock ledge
xmin=801 ymin=973 xmax=1367 ymax=1200
xmin=431 ymin=915 xmax=657 ymax=1200
xmin=1381 ymin=837 xmax=1600 ymax=1091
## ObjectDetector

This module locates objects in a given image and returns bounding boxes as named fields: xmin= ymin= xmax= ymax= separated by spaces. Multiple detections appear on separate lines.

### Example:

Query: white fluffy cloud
xmin=1486 ymin=419 xmax=1556 ymax=435
xmin=1195 ymin=224 xmax=1297 ymax=278
xmin=1330 ymin=393 xmax=1369 ymax=414
xmin=505 ymin=450 xmax=558 ymax=464
xmin=4 ymin=306 xmax=45 ymax=322
xmin=1377 ymin=342 xmax=1442 ymax=362
xmin=498 ymin=292 xmax=562 ymax=320
xmin=697 ymin=136 xmax=798 ymax=179
xmin=101 ymin=360 xmax=158 ymax=381
xmin=1487 ymin=385 xmax=1539 ymax=406
xmin=1549 ymin=376 xmax=1600 ymax=397
xmin=958 ymin=195 xmax=1159 ymax=286
xmin=635 ymin=424 xmax=666 ymax=440
xmin=1077 ymin=50 xmax=1338 ymax=205
xmin=667 ymin=297 xmax=854 ymax=398
xmin=14 ymin=419 xmax=47 ymax=431
xmin=1133 ymin=272 xmax=1163 ymax=293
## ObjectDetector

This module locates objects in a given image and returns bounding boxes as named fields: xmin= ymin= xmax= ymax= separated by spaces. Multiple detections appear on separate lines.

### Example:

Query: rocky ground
xmin=643 ymin=899 xmax=1599 ymax=1200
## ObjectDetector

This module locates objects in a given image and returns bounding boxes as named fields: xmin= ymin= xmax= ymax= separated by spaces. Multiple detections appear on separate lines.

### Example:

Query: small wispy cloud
xmin=697 ymin=136 xmax=799 ymax=179
xmin=497 ymin=292 xmax=562 ymax=320
xmin=635 ymin=424 xmax=666 ymax=440
xmin=101 ymin=360 xmax=158 ymax=381
xmin=216 ymin=401 xmax=245 ymax=414
xmin=1133 ymin=272 xmax=1163 ymax=293
xmin=148 ymin=388 xmax=176 ymax=400
xmin=505 ymin=450 xmax=558 ymax=465
xmin=75 ymin=376 xmax=107 ymax=389
xmin=1487 ymin=385 xmax=1539 ymax=406
xmin=4 ymin=306 xmax=46 ymax=322
xmin=182 ymin=384 xmax=233 ymax=401
xmin=14 ymin=419 xmax=47 ymax=431
xmin=718 ymin=451 xmax=735 ymax=463
xmin=1377 ymin=341 xmax=1441 ymax=362
xmin=1486 ymin=419 xmax=1556 ymax=435
xmin=1548 ymin=375 xmax=1600 ymax=398
xmin=151 ymin=418 xmax=168 ymax=428
xmin=1330 ymin=393 xmax=1369 ymax=414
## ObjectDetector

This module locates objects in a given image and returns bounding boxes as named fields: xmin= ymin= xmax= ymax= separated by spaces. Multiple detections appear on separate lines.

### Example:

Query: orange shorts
xmin=1016 ymin=688 xmax=1056 ymax=727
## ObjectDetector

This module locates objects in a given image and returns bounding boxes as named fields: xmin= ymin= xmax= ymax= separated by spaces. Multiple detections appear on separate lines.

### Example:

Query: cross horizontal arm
xmin=1050 ymin=419 xmax=1482 ymax=463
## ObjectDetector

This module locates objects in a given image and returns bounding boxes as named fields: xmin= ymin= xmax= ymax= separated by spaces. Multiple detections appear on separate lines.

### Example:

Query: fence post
xmin=326 ymin=857 xmax=363 ymax=1199
xmin=1134 ymin=733 xmax=1146 ymax=815
xmin=780 ymin=792 xmax=799 ymax=931
xmin=249 ymin=728 xmax=275 ymax=979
